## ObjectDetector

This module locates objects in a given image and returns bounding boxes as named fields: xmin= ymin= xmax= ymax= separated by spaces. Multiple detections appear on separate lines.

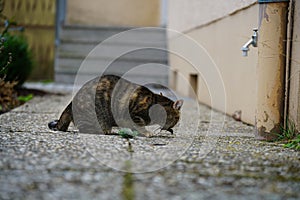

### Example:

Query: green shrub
xmin=0 ymin=33 xmax=33 ymax=86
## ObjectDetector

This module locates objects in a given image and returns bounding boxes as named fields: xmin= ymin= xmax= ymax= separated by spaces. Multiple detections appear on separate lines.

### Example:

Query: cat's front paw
xmin=166 ymin=128 xmax=174 ymax=134
xmin=48 ymin=120 xmax=58 ymax=131
xmin=141 ymin=131 xmax=154 ymax=138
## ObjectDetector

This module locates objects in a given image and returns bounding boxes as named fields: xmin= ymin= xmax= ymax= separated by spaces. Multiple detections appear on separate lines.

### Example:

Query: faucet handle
xmin=253 ymin=28 xmax=258 ymax=33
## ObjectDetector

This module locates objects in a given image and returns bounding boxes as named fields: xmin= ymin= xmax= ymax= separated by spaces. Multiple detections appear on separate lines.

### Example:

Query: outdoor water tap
xmin=241 ymin=28 xmax=258 ymax=56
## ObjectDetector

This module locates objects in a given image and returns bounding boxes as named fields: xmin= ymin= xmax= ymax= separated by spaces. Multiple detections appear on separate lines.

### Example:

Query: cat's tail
xmin=48 ymin=102 xmax=73 ymax=132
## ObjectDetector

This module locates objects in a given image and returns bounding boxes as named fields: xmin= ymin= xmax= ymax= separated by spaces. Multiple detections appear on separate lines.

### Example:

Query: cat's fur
xmin=48 ymin=75 xmax=183 ymax=137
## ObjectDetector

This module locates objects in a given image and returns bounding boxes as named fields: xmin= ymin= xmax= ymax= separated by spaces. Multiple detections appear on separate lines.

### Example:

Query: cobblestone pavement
xmin=0 ymin=93 xmax=299 ymax=200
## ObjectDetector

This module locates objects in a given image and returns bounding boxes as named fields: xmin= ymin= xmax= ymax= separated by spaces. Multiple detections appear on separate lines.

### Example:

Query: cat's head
xmin=161 ymin=99 xmax=183 ymax=131
xmin=154 ymin=93 xmax=184 ymax=131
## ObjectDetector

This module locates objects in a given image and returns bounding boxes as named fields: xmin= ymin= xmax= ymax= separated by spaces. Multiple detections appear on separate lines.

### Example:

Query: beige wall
xmin=66 ymin=0 xmax=161 ymax=27
xmin=168 ymin=0 xmax=256 ymax=33
xmin=168 ymin=3 xmax=258 ymax=125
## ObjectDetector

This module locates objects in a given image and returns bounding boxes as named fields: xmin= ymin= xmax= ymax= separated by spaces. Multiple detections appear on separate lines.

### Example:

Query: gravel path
xmin=0 ymin=93 xmax=299 ymax=200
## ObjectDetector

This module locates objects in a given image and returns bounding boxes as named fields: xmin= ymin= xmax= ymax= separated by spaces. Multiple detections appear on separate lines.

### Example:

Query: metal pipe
xmin=256 ymin=0 xmax=289 ymax=140
xmin=55 ymin=0 xmax=66 ymax=46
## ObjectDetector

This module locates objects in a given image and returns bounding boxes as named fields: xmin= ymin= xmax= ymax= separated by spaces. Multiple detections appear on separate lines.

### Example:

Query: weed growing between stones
xmin=118 ymin=128 xmax=139 ymax=139
xmin=276 ymin=119 xmax=300 ymax=150
xmin=283 ymin=135 xmax=300 ymax=150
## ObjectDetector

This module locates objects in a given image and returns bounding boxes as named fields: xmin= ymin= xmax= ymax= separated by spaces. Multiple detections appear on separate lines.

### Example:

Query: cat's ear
xmin=160 ymin=92 xmax=163 ymax=96
xmin=173 ymin=99 xmax=184 ymax=110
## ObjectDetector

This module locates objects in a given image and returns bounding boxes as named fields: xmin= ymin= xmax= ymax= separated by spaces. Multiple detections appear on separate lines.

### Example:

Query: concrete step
xmin=60 ymin=25 xmax=166 ymax=44
xmin=55 ymin=73 xmax=168 ymax=86
xmin=56 ymin=57 xmax=168 ymax=75
xmin=55 ymin=25 xmax=168 ymax=85
xmin=58 ymin=44 xmax=168 ymax=62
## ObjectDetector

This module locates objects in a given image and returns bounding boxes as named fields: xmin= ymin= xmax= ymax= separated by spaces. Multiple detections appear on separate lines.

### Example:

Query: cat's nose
xmin=48 ymin=120 xmax=58 ymax=130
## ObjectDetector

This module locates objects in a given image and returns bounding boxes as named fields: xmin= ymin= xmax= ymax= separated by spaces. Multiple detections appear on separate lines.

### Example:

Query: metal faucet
xmin=241 ymin=28 xmax=258 ymax=56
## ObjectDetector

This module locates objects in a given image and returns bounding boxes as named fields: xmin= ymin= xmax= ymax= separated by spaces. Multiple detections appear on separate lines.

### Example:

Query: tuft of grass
xmin=277 ymin=119 xmax=298 ymax=141
xmin=283 ymin=135 xmax=300 ymax=150
xmin=276 ymin=119 xmax=299 ymax=150
xmin=18 ymin=93 xmax=33 ymax=103
xmin=41 ymin=79 xmax=53 ymax=84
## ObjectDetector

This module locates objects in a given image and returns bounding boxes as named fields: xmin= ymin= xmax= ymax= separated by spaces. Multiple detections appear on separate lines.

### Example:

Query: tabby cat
xmin=48 ymin=75 xmax=183 ymax=137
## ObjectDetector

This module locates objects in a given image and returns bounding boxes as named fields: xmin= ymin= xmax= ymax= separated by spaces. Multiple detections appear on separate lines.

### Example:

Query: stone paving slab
xmin=0 ymin=94 xmax=299 ymax=200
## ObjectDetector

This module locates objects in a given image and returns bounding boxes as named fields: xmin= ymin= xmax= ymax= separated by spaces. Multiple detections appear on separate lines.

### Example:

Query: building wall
xmin=168 ymin=0 xmax=256 ymax=33
xmin=288 ymin=0 xmax=300 ymax=130
xmin=66 ymin=0 xmax=161 ymax=27
xmin=168 ymin=1 xmax=258 ymax=125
